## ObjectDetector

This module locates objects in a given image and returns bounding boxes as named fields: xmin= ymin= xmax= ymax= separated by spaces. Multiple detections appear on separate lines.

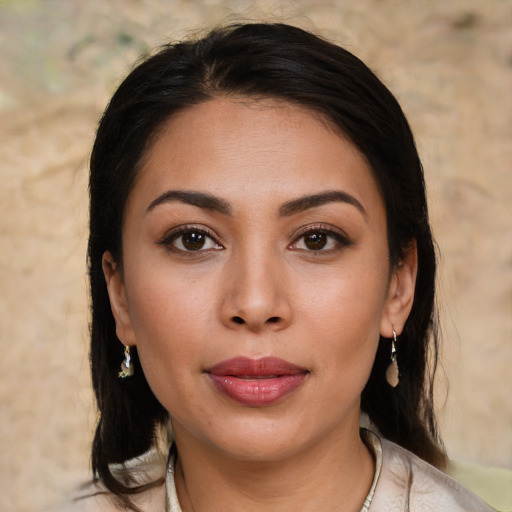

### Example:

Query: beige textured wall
xmin=0 ymin=1 xmax=510 ymax=510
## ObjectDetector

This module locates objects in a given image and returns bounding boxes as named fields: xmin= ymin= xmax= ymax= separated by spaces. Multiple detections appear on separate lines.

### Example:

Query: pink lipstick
xmin=206 ymin=357 xmax=308 ymax=407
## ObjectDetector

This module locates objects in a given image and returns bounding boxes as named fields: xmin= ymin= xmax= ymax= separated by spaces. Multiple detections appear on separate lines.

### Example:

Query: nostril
xmin=267 ymin=317 xmax=280 ymax=323
xmin=232 ymin=316 xmax=244 ymax=324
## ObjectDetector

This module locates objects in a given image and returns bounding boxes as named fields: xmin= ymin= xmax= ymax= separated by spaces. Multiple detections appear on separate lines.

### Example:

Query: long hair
xmin=89 ymin=22 xmax=446 ymax=504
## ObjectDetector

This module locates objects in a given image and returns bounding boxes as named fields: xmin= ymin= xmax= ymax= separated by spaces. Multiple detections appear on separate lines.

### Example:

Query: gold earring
xmin=385 ymin=330 xmax=399 ymax=387
xmin=118 ymin=345 xmax=134 ymax=378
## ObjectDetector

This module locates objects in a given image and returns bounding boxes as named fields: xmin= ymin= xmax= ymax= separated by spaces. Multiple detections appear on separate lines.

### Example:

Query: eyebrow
xmin=279 ymin=191 xmax=367 ymax=218
xmin=146 ymin=189 xmax=366 ymax=219
xmin=146 ymin=190 xmax=232 ymax=215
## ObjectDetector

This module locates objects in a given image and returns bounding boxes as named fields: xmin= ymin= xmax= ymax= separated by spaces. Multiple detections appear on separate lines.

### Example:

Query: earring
xmin=385 ymin=330 xmax=399 ymax=387
xmin=118 ymin=345 xmax=134 ymax=378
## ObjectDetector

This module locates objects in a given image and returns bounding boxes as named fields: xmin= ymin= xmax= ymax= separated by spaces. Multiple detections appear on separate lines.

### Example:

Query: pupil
xmin=305 ymin=233 xmax=327 ymax=250
xmin=183 ymin=232 xmax=205 ymax=250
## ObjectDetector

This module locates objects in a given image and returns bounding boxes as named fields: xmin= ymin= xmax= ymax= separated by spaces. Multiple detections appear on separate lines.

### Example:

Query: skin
xmin=103 ymin=98 xmax=417 ymax=512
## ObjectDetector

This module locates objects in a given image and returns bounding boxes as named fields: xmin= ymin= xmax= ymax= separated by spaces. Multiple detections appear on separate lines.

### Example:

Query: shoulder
xmin=43 ymin=449 xmax=167 ymax=512
xmin=43 ymin=482 xmax=166 ymax=512
xmin=42 ymin=483 xmax=121 ymax=512
xmin=371 ymin=435 xmax=496 ymax=511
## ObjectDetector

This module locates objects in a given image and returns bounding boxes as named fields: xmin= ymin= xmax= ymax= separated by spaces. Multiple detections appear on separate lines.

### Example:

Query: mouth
xmin=205 ymin=357 xmax=309 ymax=407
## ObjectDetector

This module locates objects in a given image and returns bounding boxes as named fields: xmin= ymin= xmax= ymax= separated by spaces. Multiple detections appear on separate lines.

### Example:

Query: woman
xmin=73 ymin=22 xmax=493 ymax=511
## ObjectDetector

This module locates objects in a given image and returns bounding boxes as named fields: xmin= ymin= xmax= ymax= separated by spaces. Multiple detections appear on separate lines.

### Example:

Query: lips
xmin=206 ymin=357 xmax=308 ymax=407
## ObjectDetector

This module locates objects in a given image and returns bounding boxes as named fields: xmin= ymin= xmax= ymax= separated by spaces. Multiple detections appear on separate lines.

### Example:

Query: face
xmin=104 ymin=98 xmax=416 ymax=462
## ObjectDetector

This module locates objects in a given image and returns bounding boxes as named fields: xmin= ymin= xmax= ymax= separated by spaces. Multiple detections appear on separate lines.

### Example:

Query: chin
xmin=218 ymin=435 xmax=307 ymax=463
xmin=205 ymin=414 xmax=326 ymax=463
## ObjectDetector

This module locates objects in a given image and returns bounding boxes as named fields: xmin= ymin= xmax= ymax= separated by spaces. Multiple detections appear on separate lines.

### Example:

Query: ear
xmin=102 ymin=251 xmax=137 ymax=347
xmin=380 ymin=241 xmax=418 ymax=337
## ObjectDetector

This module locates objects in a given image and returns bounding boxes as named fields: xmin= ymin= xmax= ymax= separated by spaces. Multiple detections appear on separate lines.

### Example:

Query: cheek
xmin=123 ymin=267 xmax=217 ymax=389
xmin=297 ymin=253 xmax=389 ymax=331
xmin=126 ymin=256 xmax=217 ymax=334
xmin=295 ymin=257 xmax=388 ymax=381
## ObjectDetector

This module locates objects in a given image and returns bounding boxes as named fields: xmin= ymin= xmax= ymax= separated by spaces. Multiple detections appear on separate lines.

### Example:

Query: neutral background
xmin=0 ymin=1 xmax=511 ymax=510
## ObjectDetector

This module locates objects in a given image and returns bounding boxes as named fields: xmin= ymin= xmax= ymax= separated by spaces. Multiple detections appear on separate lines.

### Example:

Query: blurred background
xmin=0 ymin=1 xmax=510 ymax=510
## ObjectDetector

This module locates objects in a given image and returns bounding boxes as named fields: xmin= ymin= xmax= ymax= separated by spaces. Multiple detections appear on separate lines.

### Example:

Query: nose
xmin=219 ymin=249 xmax=292 ymax=333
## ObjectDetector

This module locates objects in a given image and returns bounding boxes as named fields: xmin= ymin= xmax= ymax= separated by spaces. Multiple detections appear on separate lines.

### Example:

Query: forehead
xmin=130 ymin=97 xmax=383 ymax=215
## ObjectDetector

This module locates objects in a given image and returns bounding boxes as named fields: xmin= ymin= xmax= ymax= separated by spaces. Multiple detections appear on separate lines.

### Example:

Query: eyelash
xmin=158 ymin=225 xmax=223 ymax=254
xmin=289 ymin=224 xmax=351 ymax=253
xmin=158 ymin=223 xmax=351 ymax=254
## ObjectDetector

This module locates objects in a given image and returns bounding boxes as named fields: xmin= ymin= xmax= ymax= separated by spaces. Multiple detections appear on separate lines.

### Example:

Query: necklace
xmin=165 ymin=430 xmax=382 ymax=512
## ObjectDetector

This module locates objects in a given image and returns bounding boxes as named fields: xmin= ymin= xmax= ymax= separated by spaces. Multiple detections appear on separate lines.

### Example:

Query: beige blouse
xmin=47 ymin=431 xmax=495 ymax=511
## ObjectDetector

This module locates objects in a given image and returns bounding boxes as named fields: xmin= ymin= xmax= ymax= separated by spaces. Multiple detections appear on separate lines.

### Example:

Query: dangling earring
xmin=118 ymin=345 xmax=134 ymax=378
xmin=385 ymin=330 xmax=399 ymax=387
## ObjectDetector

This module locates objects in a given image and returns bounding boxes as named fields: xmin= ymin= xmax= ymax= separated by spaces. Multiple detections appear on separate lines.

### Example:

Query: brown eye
xmin=162 ymin=228 xmax=223 ymax=252
xmin=290 ymin=226 xmax=350 ymax=253
xmin=182 ymin=232 xmax=206 ymax=250
xmin=304 ymin=232 xmax=327 ymax=250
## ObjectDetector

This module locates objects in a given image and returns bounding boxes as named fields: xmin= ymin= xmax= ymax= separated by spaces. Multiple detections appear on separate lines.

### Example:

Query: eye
xmin=290 ymin=226 xmax=350 ymax=252
xmin=160 ymin=226 xmax=223 ymax=252
xmin=301 ymin=232 xmax=330 ymax=250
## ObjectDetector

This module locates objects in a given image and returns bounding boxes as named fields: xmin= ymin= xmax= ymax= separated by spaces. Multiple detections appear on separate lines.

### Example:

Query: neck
xmin=172 ymin=421 xmax=374 ymax=512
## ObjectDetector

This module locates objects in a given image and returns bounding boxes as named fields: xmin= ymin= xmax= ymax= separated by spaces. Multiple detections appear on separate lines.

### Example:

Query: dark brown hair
xmin=88 ymin=22 xmax=446 ymax=507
